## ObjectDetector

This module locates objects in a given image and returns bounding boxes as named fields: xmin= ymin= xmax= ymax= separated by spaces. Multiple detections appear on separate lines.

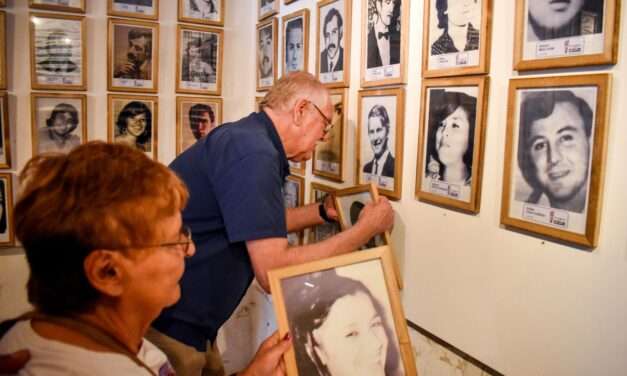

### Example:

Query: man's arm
xmin=285 ymin=194 xmax=338 ymax=232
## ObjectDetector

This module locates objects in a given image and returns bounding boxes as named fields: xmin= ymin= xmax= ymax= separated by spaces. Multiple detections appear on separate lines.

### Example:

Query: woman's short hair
xmin=426 ymin=90 xmax=477 ymax=179
xmin=283 ymin=270 xmax=401 ymax=376
xmin=261 ymin=72 xmax=328 ymax=112
xmin=46 ymin=103 xmax=79 ymax=133
xmin=15 ymin=141 xmax=188 ymax=316
xmin=116 ymin=101 xmax=152 ymax=146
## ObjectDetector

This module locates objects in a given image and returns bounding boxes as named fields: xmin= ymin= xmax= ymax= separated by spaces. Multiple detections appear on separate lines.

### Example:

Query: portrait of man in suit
xmin=39 ymin=30 xmax=78 ymax=74
xmin=363 ymin=104 xmax=395 ymax=178
xmin=367 ymin=0 xmax=401 ymax=68
xmin=320 ymin=7 xmax=344 ymax=73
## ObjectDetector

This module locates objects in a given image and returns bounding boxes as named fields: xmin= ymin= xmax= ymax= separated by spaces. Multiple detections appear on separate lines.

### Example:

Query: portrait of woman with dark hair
xmin=114 ymin=100 xmax=153 ymax=152
xmin=527 ymin=0 xmax=604 ymax=41
xmin=39 ymin=103 xmax=81 ymax=154
xmin=431 ymin=0 xmax=480 ymax=55
xmin=282 ymin=269 xmax=403 ymax=376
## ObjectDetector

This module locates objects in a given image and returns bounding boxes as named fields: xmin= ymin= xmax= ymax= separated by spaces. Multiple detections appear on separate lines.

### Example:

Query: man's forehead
xmin=530 ymin=101 xmax=586 ymax=135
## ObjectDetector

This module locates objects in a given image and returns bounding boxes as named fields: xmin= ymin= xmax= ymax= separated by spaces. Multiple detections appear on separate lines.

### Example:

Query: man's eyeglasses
xmin=307 ymin=100 xmax=334 ymax=135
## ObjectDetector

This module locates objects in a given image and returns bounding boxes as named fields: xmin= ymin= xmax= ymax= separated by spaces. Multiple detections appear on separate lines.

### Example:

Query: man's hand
xmin=0 ymin=350 xmax=30 ymax=374
xmin=239 ymin=332 xmax=291 ymax=376
xmin=357 ymin=196 xmax=394 ymax=235
xmin=114 ymin=62 xmax=136 ymax=76
xmin=322 ymin=194 xmax=338 ymax=222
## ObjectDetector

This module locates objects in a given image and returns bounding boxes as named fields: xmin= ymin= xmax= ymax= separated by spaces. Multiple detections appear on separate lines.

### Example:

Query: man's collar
xmin=258 ymin=111 xmax=290 ymax=178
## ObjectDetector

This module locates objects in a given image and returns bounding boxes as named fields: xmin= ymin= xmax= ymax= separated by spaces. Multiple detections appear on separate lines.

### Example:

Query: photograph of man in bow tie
xmin=367 ymin=0 xmax=401 ymax=68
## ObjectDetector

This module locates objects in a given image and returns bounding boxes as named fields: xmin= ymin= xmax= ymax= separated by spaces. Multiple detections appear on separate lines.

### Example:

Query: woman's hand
xmin=0 ymin=349 xmax=30 ymax=374
xmin=239 ymin=331 xmax=291 ymax=376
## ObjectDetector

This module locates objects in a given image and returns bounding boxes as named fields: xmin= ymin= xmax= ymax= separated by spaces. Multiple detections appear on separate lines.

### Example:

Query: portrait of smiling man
xmin=363 ymin=104 xmax=395 ymax=179
xmin=320 ymin=6 xmax=344 ymax=74
xmin=517 ymin=89 xmax=594 ymax=213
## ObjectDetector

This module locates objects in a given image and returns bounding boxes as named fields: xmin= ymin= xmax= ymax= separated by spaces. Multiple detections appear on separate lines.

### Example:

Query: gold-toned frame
xmin=513 ymin=0 xmax=620 ymax=71
xmin=334 ymin=183 xmax=402 ymax=289
xmin=315 ymin=0 xmax=352 ymax=88
xmin=289 ymin=161 xmax=306 ymax=176
xmin=0 ymin=1 xmax=5 ymax=7
xmin=284 ymin=0 xmax=297 ymax=4
xmin=415 ymin=76 xmax=490 ymax=213
xmin=107 ymin=94 xmax=159 ymax=160
xmin=107 ymin=18 xmax=159 ymax=93
xmin=356 ymin=87 xmax=405 ymax=200
xmin=29 ymin=12 xmax=87 ymax=91
xmin=255 ymin=95 xmax=265 ymax=111
xmin=268 ymin=246 xmax=417 ymax=376
xmin=286 ymin=174 xmax=305 ymax=245
xmin=500 ymin=74 xmax=611 ymax=248
xmin=175 ymin=95 xmax=223 ymax=155
xmin=178 ymin=0 xmax=224 ymax=26
xmin=359 ymin=0 xmax=409 ymax=88
xmin=0 ymin=93 xmax=10 ymax=169
xmin=0 ymin=12 xmax=6 ymax=90
xmin=421 ymin=0 xmax=493 ymax=78
xmin=107 ymin=0 xmax=159 ymax=21
xmin=30 ymin=0 xmax=86 ymax=13
xmin=0 ymin=173 xmax=14 ymax=246
xmin=256 ymin=17 xmax=278 ymax=92
xmin=308 ymin=181 xmax=339 ymax=244
xmin=282 ymin=9 xmax=310 ymax=76
xmin=176 ymin=24 xmax=223 ymax=96
xmin=312 ymin=87 xmax=346 ymax=182
xmin=30 ymin=92 xmax=87 ymax=157
xmin=258 ymin=0 xmax=279 ymax=21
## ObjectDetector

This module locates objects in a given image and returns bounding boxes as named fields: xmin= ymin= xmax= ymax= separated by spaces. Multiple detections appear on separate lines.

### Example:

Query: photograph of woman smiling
xmin=114 ymin=101 xmax=153 ymax=153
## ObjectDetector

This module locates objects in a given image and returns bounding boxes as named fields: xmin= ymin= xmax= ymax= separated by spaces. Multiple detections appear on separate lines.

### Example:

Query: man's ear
xmin=83 ymin=250 xmax=125 ymax=298
xmin=292 ymin=98 xmax=308 ymax=127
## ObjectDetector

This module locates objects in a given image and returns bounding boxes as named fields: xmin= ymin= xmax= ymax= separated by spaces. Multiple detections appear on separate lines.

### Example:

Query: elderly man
xmin=147 ymin=72 xmax=395 ymax=375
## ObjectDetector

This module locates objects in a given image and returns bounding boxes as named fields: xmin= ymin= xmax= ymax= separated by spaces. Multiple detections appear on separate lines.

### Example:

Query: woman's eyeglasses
xmin=158 ymin=225 xmax=194 ymax=257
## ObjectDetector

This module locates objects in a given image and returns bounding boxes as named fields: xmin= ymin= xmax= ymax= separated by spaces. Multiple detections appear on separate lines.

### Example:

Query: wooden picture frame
xmin=176 ymin=96 xmax=223 ymax=155
xmin=268 ymin=246 xmax=416 ymax=376
xmin=316 ymin=0 xmax=352 ymax=88
xmin=0 ymin=93 xmax=10 ymax=169
xmin=289 ymin=160 xmax=306 ymax=176
xmin=356 ymin=87 xmax=405 ymax=200
xmin=30 ymin=0 xmax=86 ymax=13
xmin=0 ymin=173 xmax=14 ymax=246
xmin=312 ymin=88 xmax=346 ymax=182
xmin=360 ymin=0 xmax=409 ymax=87
xmin=178 ymin=0 xmax=224 ymax=26
xmin=108 ymin=18 xmax=159 ymax=93
xmin=282 ymin=9 xmax=310 ymax=76
xmin=108 ymin=94 xmax=158 ymax=160
xmin=284 ymin=174 xmax=305 ymax=246
xmin=513 ymin=0 xmax=620 ymax=71
xmin=415 ymin=76 xmax=490 ymax=213
xmin=258 ymin=0 xmax=279 ymax=21
xmin=256 ymin=17 xmax=278 ymax=91
xmin=30 ymin=92 xmax=87 ymax=156
xmin=29 ymin=12 xmax=86 ymax=91
xmin=0 ymin=1 xmax=5 ymax=7
xmin=284 ymin=0 xmax=298 ymax=4
xmin=308 ymin=182 xmax=340 ymax=244
xmin=501 ymin=74 xmax=610 ymax=248
xmin=176 ymin=24 xmax=223 ymax=96
xmin=0 ymin=12 xmax=6 ymax=90
xmin=421 ymin=0 xmax=493 ymax=77
xmin=255 ymin=95 xmax=265 ymax=111
xmin=108 ymin=0 xmax=159 ymax=20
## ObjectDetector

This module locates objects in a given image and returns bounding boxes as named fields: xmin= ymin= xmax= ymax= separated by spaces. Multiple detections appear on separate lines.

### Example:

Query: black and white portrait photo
xmin=30 ymin=14 xmax=85 ymax=89
xmin=258 ymin=0 xmax=278 ymax=20
xmin=0 ymin=174 xmax=13 ymax=245
xmin=31 ymin=94 xmax=86 ymax=155
xmin=283 ymin=176 xmax=304 ymax=246
xmin=109 ymin=95 xmax=157 ymax=158
xmin=257 ymin=19 xmax=276 ymax=89
xmin=283 ymin=11 xmax=309 ymax=75
xmin=527 ymin=0 xmax=603 ymax=42
xmin=177 ymin=26 xmax=221 ymax=94
xmin=318 ymin=0 xmax=349 ymax=85
xmin=109 ymin=0 xmax=158 ymax=19
xmin=310 ymin=183 xmax=340 ymax=243
xmin=363 ymin=0 xmax=405 ymax=84
xmin=179 ymin=0 xmax=222 ymax=25
xmin=109 ymin=19 xmax=158 ymax=92
xmin=30 ymin=0 xmax=85 ymax=13
xmin=336 ymin=189 xmax=386 ymax=250
xmin=176 ymin=96 xmax=221 ymax=154
xmin=313 ymin=91 xmax=345 ymax=181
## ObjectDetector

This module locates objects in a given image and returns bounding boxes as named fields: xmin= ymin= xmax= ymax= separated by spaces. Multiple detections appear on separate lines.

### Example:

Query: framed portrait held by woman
xmin=108 ymin=0 xmax=159 ymax=20
xmin=29 ymin=12 xmax=86 ymax=90
xmin=176 ymin=24 xmax=223 ymax=95
xmin=0 ymin=173 xmax=13 ymax=246
xmin=356 ymin=87 xmax=405 ymax=200
xmin=501 ymin=74 xmax=610 ymax=248
xmin=360 ymin=0 xmax=409 ymax=88
xmin=256 ymin=17 xmax=278 ymax=91
xmin=179 ymin=0 xmax=224 ymax=26
xmin=30 ymin=0 xmax=85 ymax=13
xmin=108 ymin=94 xmax=158 ymax=160
xmin=312 ymin=88 xmax=346 ymax=182
xmin=513 ymin=0 xmax=619 ymax=70
xmin=284 ymin=175 xmax=305 ymax=246
xmin=316 ymin=0 xmax=352 ymax=88
xmin=0 ymin=93 xmax=10 ymax=169
xmin=421 ymin=0 xmax=493 ymax=78
xmin=282 ymin=9 xmax=310 ymax=76
xmin=308 ymin=182 xmax=341 ymax=244
xmin=31 ymin=93 xmax=87 ymax=156
xmin=268 ymin=246 xmax=417 ymax=376
xmin=416 ymin=76 xmax=489 ymax=213
xmin=108 ymin=18 xmax=159 ymax=93
xmin=176 ymin=96 xmax=222 ymax=155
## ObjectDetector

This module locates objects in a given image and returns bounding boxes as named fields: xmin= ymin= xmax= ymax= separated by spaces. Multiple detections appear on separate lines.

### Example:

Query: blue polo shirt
xmin=153 ymin=112 xmax=289 ymax=351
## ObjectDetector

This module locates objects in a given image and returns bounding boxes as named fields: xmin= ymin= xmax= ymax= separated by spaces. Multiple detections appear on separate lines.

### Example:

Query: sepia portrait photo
xmin=282 ymin=9 xmax=309 ymax=75
xmin=31 ymin=93 xmax=86 ymax=156
xmin=317 ymin=0 xmax=351 ymax=87
xmin=258 ymin=0 xmax=278 ymax=20
xmin=176 ymin=96 xmax=222 ymax=154
xmin=108 ymin=0 xmax=158 ymax=20
xmin=30 ymin=13 xmax=85 ymax=90
xmin=312 ymin=88 xmax=345 ymax=182
xmin=108 ymin=18 xmax=159 ymax=93
xmin=179 ymin=0 xmax=224 ymax=26
xmin=30 ymin=0 xmax=85 ymax=13
xmin=357 ymin=88 xmax=405 ymax=200
xmin=177 ymin=25 xmax=222 ymax=95
xmin=416 ymin=76 xmax=488 ymax=213
xmin=0 ymin=173 xmax=14 ymax=246
xmin=501 ymin=74 xmax=610 ymax=248
xmin=284 ymin=175 xmax=304 ymax=246
xmin=108 ymin=94 xmax=158 ymax=159
xmin=256 ymin=18 xmax=277 ymax=90
xmin=0 ymin=93 xmax=10 ymax=169
xmin=309 ymin=182 xmax=340 ymax=243
xmin=268 ymin=246 xmax=416 ymax=375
